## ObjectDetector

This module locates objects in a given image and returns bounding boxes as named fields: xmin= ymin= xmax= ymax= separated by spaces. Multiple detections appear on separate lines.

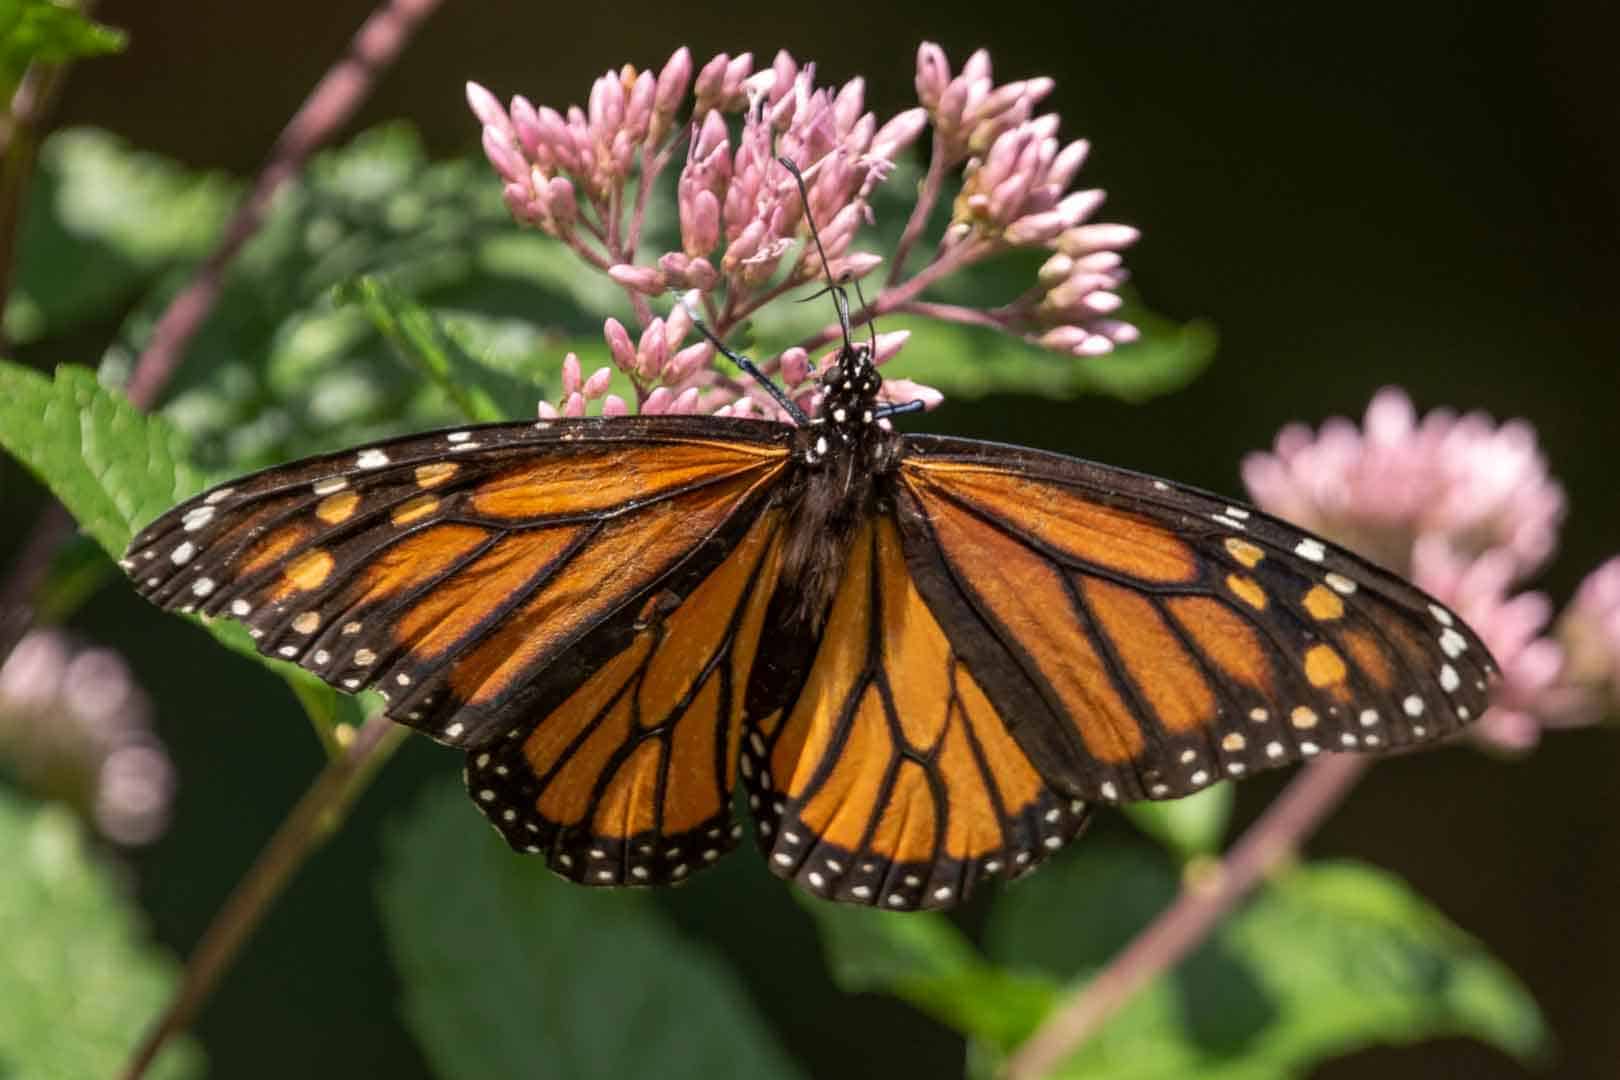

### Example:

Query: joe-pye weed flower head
xmin=1244 ymin=388 xmax=1619 ymax=750
xmin=468 ymin=43 xmax=1141 ymax=420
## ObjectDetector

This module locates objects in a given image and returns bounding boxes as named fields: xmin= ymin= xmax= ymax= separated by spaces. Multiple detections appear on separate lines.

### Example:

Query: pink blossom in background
xmin=468 ymin=43 xmax=1140 ymax=421
xmin=0 ymin=629 xmax=175 ymax=844
xmin=1243 ymin=387 xmax=1617 ymax=751
xmin=1241 ymin=387 xmax=1564 ymax=576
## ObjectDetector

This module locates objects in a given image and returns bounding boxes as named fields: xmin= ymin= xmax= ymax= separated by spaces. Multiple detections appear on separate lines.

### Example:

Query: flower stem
xmin=0 ymin=42 xmax=79 ymax=355
xmin=121 ymin=714 xmax=408 ymax=1080
xmin=123 ymin=0 xmax=444 ymax=411
xmin=1000 ymin=754 xmax=1371 ymax=1080
xmin=884 ymin=131 xmax=951 ymax=288
xmin=795 ymin=238 xmax=989 ymax=354
xmin=893 ymin=299 xmax=1006 ymax=331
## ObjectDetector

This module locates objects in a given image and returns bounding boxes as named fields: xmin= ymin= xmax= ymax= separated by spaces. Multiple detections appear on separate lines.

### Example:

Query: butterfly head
xmin=800 ymin=341 xmax=884 ymax=464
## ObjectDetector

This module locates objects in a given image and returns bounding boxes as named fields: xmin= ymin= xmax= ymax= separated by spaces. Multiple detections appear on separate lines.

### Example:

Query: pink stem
xmin=884 ymin=130 xmax=953 ymax=288
xmin=795 ymin=237 xmax=990 ymax=353
xmin=120 ymin=717 xmax=408 ymax=1079
xmin=893 ymin=299 xmax=1006 ymax=331
xmin=122 ymin=0 xmax=444 ymax=411
xmin=1001 ymin=754 xmax=1371 ymax=1080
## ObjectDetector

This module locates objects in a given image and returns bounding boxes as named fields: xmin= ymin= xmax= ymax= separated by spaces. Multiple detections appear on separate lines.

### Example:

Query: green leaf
xmin=0 ymin=360 xmax=204 ymax=558
xmin=1122 ymin=783 xmax=1235 ymax=861
xmin=982 ymin=853 xmax=1548 ymax=1079
xmin=378 ymin=781 xmax=807 ymax=1080
xmin=873 ymin=307 xmax=1216 ymax=406
xmin=802 ymin=898 xmax=1060 ymax=1053
xmin=0 ymin=787 xmax=201 ymax=1078
xmin=987 ymin=843 xmax=1183 ymax=980
xmin=0 ymin=1 xmax=125 ymax=100
xmin=334 ymin=276 xmax=511 ymax=423
xmin=6 ymin=128 xmax=237 ymax=345
xmin=139 ymin=124 xmax=567 ymax=473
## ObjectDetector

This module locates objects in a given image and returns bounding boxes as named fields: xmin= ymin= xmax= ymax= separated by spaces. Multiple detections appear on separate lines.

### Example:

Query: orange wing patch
xmin=915 ymin=490 xmax=1146 ymax=764
xmin=464 ymin=510 xmax=786 ymax=887
xmin=469 ymin=439 xmax=783 ymax=520
xmin=449 ymin=470 xmax=771 ymax=707
xmin=122 ymin=419 xmax=794 ymax=757
xmin=1082 ymin=576 xmax=1216 ymax=736
xmin=743 ymin=517 xmax=1091 ymax=911
xmin=904 ymin=459 xmax=1199 ymax=584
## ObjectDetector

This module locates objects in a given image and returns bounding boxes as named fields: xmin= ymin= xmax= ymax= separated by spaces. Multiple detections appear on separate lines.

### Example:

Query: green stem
xmin=121 ymin=715 xmax=408 ymax=1079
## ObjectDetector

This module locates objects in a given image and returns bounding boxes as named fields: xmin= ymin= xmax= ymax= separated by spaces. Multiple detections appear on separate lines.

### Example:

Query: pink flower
xmin=1242 ymin=387 xmax=1564 ymax=577
xmin=1549 ymin=557 xmax=1620 ymax=727
xmin=471 ymin=44 xmax=1142 ymax=416
xmin=0 ymin=629 xmax=175 ymax=844
xmin=1243 ymin=387 xmax=1614 ymax=752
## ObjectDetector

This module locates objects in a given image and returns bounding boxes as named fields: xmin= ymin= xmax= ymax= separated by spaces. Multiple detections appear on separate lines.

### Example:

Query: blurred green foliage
xmin=4 ymin=129 xmax=234 ymax=345
xmin=1121 ymin=782 xmax=1234 ymax=861
xmin=0 ymin=0 xmax=123 ymax=103
xmin=802 ymin=843 xmax=1546 ymax=1079
xmin=0 ymin=788 xmax=200 ymax=1078
xmin=379 ymin=781 xmax=807 ymax=1080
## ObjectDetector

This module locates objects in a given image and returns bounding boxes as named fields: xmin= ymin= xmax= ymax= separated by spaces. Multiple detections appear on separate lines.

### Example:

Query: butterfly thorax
xmin=780 ymin=341 xmax=901 ymax=624
xmin=798 ymin=341 xmax=890 ymax=466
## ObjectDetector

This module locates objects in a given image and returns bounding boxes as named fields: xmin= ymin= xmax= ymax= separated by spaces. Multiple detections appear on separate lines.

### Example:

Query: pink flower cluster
xmin=0 ymin=628 xmax=175 ymax=844
xmin=1243 ymin=387 xmax=1619 ymax=751
xmin=468 ymin=44 xmax=1140 ymax=420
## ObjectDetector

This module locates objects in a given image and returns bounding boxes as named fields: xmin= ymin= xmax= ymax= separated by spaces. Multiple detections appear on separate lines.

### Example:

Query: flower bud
xmin=603 ymin=318 xmax=636 ymax=372
xmin=666 ymin=342 xmax=715 ymax=383
xmin=608 ymin=263 xmax=666 ymax=296
xmin=582 ymin=366 xmax=614 ymax=398
xmin=780 ymin=347 xmax=811 ymax=387
xmin=1057 ymin=223 xmax=1140 ymax=256
xmin=915 ymin=42 xmax=951 ymax=111
xmin=465 ymin=82 xmax=510 ymax=135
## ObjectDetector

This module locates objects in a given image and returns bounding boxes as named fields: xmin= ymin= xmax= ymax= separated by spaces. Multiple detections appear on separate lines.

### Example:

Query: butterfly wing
xmin=891 ymin=434 xmax=1497 ymax=804
xmin=124 ymin=416 xmax=796 ymax=883
xmin=464 ymin=503 xmax=792 ymax=884
xmin=740 ymin=515 xmax=1091 ymax=911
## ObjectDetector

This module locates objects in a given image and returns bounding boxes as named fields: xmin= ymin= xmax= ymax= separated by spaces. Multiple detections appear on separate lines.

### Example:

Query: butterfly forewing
xmin=893 ymin=434 xmax=1496 ymax=805
xmin=124 ymin=417 xmax=794 ymax=750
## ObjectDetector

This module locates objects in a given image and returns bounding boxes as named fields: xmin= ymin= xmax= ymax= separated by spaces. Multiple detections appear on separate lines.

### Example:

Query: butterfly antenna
xmin=778 ymin=156 xmax=919 ymax=422
xmin=669 ymin=290 xmax=810 ymax=425
xmin=777 ymin=156 xmax=856 ymax=350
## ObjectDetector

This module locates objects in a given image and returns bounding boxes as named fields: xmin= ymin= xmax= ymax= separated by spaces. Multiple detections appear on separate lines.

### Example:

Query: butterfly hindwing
xmin=464 ymin=507 xmax=790 ymax=886
xmin=893 ymin=434 xmax=1497 ymax=805
xmin=124 ymin=416 xmax=794 ymax=752
xmin=740 ymin=515 xmax=1091 ymax=911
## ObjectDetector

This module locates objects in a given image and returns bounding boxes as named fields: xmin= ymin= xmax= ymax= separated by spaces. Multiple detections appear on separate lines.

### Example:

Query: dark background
xmin=11 ymin=2 xmax=1618 ymax=1076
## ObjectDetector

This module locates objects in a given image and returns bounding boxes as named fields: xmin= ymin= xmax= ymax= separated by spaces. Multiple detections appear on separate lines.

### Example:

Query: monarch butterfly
xmin=119 ymin=166 xmax=1494 ymax=910
xmin=120 ymin=333 xmax=1494 ymax=909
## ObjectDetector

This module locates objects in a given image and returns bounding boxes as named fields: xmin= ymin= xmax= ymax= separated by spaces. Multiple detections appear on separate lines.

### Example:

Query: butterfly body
xmin=780 ymin=343 xmax=902 ymax=623
xmin=122 ymin=357 xmax=1496 ymax=909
